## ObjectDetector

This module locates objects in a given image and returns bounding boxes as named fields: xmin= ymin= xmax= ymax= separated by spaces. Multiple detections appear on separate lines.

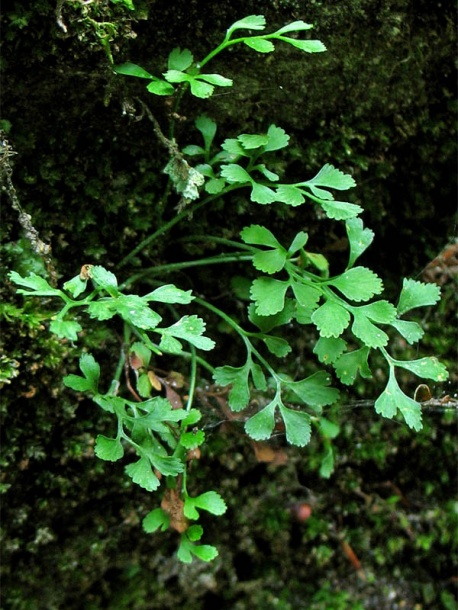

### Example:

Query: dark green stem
xmin=117 ymin=186 xmax=241 ymax=270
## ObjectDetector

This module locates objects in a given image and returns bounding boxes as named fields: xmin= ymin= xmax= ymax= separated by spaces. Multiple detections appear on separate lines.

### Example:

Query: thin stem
xmin=177 ymin=234 xmax=257 ymax=252
xmin=196 ymin=299 xmax=283 ymax=384
xmin=117 ymin=186 xmax=241 ymax=270
xmin=120 ymin=253 xmax=253 ymax=290
xmin=117 ymin=199 xmax=206 ymax=269
xmin=197 ymin=36 xmax=253 ymax=70
xmin=248 ymin=342 xmax=279 ymax=381
xmin=287 ymin=262 xmax=327 ymax=285
xmin=109 ymin=350 xmax=126 ymax=395
xmin=186 ymin=345 xmax=197 ymax=411
xmin=178 ymin=350 xmax=214 ymax=375
xmin=194 ymin=297 xmax=246 ymax=335
xmin=195 ymin=297 xmax=267 ymax=375
xmin=379 ymin=346 xmax=394 ymax=365
xmin=197 ymin=40 xmax=232 ymax=70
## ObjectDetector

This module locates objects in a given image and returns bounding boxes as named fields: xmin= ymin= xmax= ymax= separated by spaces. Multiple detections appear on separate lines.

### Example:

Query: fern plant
xmin=9 ymin=15 xmax=448 ymax=562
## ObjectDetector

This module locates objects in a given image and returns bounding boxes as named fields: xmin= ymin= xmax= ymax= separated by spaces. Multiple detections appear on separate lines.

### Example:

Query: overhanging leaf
xmin=146 ymin=80 xmax=175 ymax=95
xmin=113 ymin=62 xmax=153 ymax=79
xmin=63 ymin=275 xmax=88 ymax=298
xmin=333 ymin=346 xmax=372 ymax=385
xmin=150 ymin=454 xmax=184 ymax=477
xmin=190 ymin=79 xmax=214 ymax=99
xmin=125 ymin=457 xmax=161 ymax=491
xmin=79 ymin=352 xmax=100 ymax=388
xmin=244 ymin=400 xmax=277 ymax=440
xmin=397 ymin=279 xmax=441 ymax=315
xmin=285 ymin=371 xmax=340 ymax=408
xmin=278 ymin=405 xmax=311 ymax=446
xmin=205 ymin=177 xmax=226 ymax=194
xmin=9 ymin=271 xmax=62 ymax=297
xmin=392 ymin=356 xmax=449 ymax=382
xmin=306 ymin=163 xmax=356 ymax=191
xmin=319 ymin=200 xmax=363 ymax=220
xmin=90 ymin=266 xmax=119 ymax=295
xmin=163 ymin=69 xmax=190 ymax=83
xmin=262 ymin=335 xmax=292 ymax=357
xmin=288 ymin=231 xmax=309 ymax=254
xmin=168 ymin=47 xmax=194 ymax=71
xmin=182 ymin=409 xmax=202 ymax=427
xmin=313 ymin=336 xmax=347 ymax=365
xmin=250 ymin=182 xmax=277 ymax=204
xmin=159 ymin=334 xmax=183 ymax=354
xmin=87 ymin=300 xmax=117 ymax=321
xmin=184 ymin=491 xmax=227 ymax=520
xmin=198 ymin=73 xmax=233 ymax=87
xmin=304 ymin=252 xmax=329 ymax=274
xmin=250 ymin=277 xmax=289 ymax=315
xmin=291 ymin=282 xmax=321 ymax=309
xmin=163 ymin=315 xmax=215 ymax=351
xmin=244 ymin=38 xmax=275 ymax=53
xmin=351 ymin=311 xmax=389 ymax=348
xmin=275 ymin=21 xmax=313 ymax=34
xmin=248 ymin=299 xmax=296 ymax=332
xmin=329 ymin=267 xmax=383 ymax=302
xmin=177 ymin=540 xmax=193 ymax=564
xmin=180 ymin=430 xmax=205 ymax=449
xmin=143 ymin=508 xmax=170 ymax=533
xmin=137 ymin=373 xmax=152 ymax=398
xmin=264 ymin=125 xmax=290 ymax=151
xmin=195 ymin=114 xmax=217 ymax=150
xmin=220 ymin=163 xmax=252 ymax=184
xmin=280 ymin=39 xmax=326 ymax=53
xmin=95 ymin=435 xmax=124 ymax=461
xmin=63 ymin=353 xmax=100 ymax=393
xmin=238 ymin=133 xmax=270 ymax=149
xmin=49 ymin=319 xmax=82 ymax=341
xmin=375 ymin=369 xmax=422 ymax=431
xmin=346 ymin=217 xmax=374 ymax=267
xmin=356 ymin=301 xmax=397 ymax=324
xmin=311 ymin=300 xmax=350 ymax=338
xmin=221 ymin=138 xmax=247 ymax=157
xmin=319 ymin=417 xmax=340 ymax=439
xmin=144 ymin=284 xmax=193 ymax=304
xmin=180 ymin=539 xmax=219 ymax=563
xmin=253 ymin=249 xmax=287 ymax=274
xmin=319 ymin=446 xmax=335 ymax=478
xmin=240 ymin=224 xmax=282 ymax=249
xmin=213 ymin=364 xmax=250 ymax=411
xmin=250 ymin=362 xmax=267 ymax=390
xmin=227 ymin=15 xmax=266 ymax=36
xmin=276 ymin=185 xmax=305 ymax=206
xmin=114 ymin=295 xmax=162 ymax=330
xmin=139 ymin=397 xmax=188 ymax=428
xmin=256 ymin=165 xmax=279 ymax=182
xmin=390 ymin=319 xmax=424 ymax=344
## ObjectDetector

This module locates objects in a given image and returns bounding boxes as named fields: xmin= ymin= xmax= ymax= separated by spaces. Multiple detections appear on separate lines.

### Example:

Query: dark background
xmin=1 ymin=1 xmax=456 ymax=608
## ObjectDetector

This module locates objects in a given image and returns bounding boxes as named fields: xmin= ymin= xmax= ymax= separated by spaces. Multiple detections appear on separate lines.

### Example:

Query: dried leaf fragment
xmin=161 ymin=488 xmax=189 ymax=533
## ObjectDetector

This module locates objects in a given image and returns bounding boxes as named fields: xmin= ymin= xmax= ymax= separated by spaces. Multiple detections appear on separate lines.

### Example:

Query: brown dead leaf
xmin=22 ymin=386 xmax=37 ymax=398
xmin=161 ymin=488 xmax=189 ymax=533
xmin=341 ymin=539 xmax=366 ymax=580
xmin=165 ymin=385 xmax=184 ymax=409
xmin=147 ymin=370 xmax=162 ymax=392
xmin=251 ymin=441 xmax=288 ymax=466
xmin=129 ymin=352 xmax=143 ymax=371
xmin=414 ymin=383 xmax=432 ymax=403
xmin=166 ymin=371 xmax=185 ymax=388
xmin=187 ymin=447 xmax=201 ymax=462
